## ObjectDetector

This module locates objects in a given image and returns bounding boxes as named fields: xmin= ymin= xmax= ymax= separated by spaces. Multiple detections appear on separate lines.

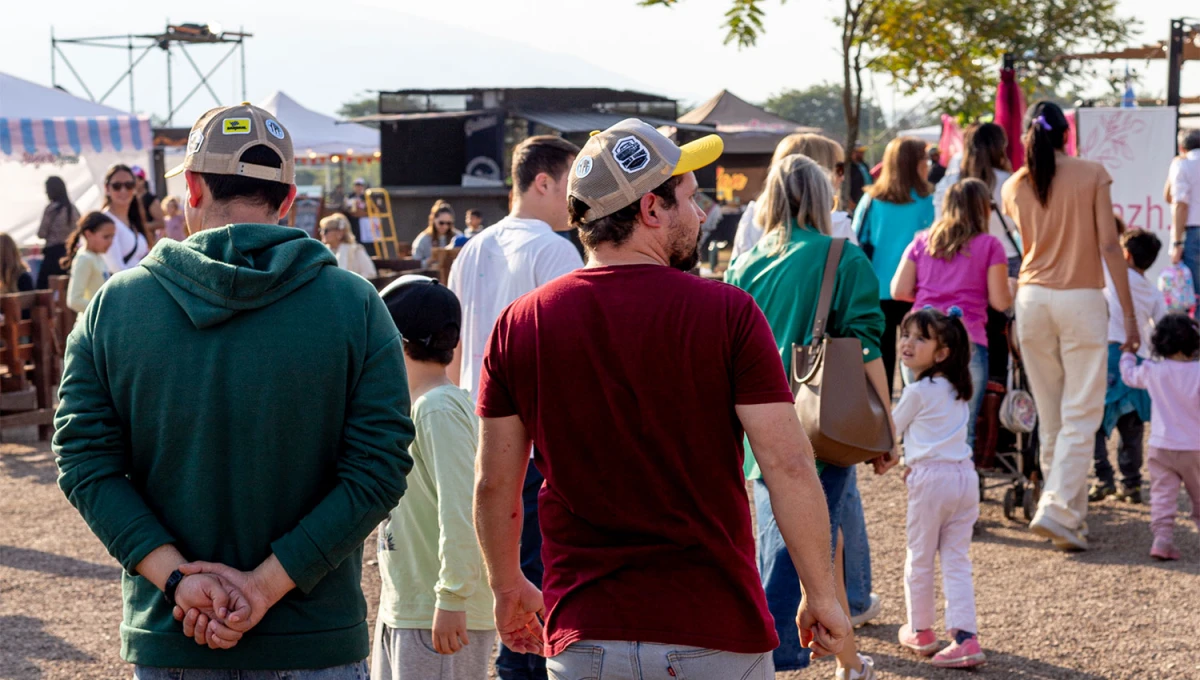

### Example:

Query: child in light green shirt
xmin=375 ymin=275 xmax=495 ymax=680
xmin=64 ymin=212 xmax=115 ymax=314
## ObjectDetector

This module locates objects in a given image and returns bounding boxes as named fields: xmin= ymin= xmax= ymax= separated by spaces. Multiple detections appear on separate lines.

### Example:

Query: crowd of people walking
xmin=13 ymin=99 xmax=1194 ymax=680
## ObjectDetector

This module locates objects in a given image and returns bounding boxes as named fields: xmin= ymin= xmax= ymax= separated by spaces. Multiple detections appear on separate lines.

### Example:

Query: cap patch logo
xmin=265 ymin=119 xmax=285 ymax=140
xmin=222 ymin=118 xmax=252 ymax=135
xmin=612 ymin=136 xmax=650 ymax=173
xmin=575 ymin=156 xmax=593 ymax=179
xmin=187 ymin=130 xmax=205 ymax=154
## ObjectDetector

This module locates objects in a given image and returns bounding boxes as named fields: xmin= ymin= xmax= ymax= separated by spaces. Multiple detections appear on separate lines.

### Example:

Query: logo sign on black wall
xmin=464 ymin=114 xmax=504 ymax=185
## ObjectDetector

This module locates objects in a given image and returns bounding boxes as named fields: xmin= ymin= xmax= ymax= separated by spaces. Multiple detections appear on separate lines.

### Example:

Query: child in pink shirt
xmin=891 ymin=178 xmax=1012 ymax=448
xmin=1119 ymin=314 xmax=1200 ymax=561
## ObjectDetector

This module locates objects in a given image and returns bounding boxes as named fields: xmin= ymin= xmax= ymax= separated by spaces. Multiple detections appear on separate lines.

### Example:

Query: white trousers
xmin=1015 ymin=285 xmax=1108 ymax=530
xmin=904 ymin=459 xmax=980 ymax=635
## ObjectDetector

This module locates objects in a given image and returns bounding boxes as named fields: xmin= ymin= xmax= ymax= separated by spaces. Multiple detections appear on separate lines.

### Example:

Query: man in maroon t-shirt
xmin=474 ymin=119 xmax=851 ymax=678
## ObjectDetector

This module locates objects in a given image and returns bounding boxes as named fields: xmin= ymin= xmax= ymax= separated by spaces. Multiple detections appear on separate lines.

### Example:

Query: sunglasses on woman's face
xmin=435 ymin=221 xmax=453 ymax=227
xmin=109 ymin=181 xmax=136 ymax=191
xmin=834 ymin=162 xmax=846 ymax=175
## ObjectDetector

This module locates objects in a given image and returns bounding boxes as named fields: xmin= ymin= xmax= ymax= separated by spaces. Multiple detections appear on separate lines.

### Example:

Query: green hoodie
xmin=55 ymin=224 xmax=415 ymax=670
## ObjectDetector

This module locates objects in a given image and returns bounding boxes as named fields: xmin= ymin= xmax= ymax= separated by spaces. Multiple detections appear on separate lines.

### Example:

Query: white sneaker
xmin=1030 ymin=513 xmax=1087 ymax=551
xmin=850 ymin=593 xmax=882 ymax=628
xmin=835 ymin=654 xmax=876 ymax=680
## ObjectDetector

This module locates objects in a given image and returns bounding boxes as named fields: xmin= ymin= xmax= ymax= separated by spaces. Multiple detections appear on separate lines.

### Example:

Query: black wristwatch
xmin=163 ymin=569 xmax=185 ymax=606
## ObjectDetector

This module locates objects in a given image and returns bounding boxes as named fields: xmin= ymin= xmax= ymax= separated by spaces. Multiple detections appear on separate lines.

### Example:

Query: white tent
xmin=258 ymin=91 xmax=378 ymax=157
xmin=1 ymin=72 xmax=152 ymax=245
xmin=896 ymin=124 xmax=942 ymax=144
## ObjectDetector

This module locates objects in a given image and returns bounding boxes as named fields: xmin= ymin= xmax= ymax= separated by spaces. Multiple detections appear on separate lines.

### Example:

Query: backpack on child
xmin=1158 ymin=264 xmax=1197 ymax=317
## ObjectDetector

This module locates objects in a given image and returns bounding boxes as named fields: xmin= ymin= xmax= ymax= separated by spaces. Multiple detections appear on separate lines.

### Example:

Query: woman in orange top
xmin=1001 ymin=101 xmax=1139 ymax=552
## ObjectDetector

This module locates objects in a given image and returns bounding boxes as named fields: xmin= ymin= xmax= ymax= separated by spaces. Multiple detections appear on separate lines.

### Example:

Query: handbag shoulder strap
xmin=991 ymin=202 xmax=1022 ymax=255
xmin=811 ymin=238 xmax=845 ymax=343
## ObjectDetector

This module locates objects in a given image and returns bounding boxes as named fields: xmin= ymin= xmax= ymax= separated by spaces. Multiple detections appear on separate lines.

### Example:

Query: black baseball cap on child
xmin=379 ymin=275 xmax=461 ymax=352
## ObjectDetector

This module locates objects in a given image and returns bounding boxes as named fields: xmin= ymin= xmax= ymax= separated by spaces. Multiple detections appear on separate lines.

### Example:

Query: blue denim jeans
xmin=840 ymin=466 xmax=873 ymax=617
xmin=548 ymin=640 xmax=773 ymax=680
xmin=496 ymin=458 xmax=547 ymax=680
xmin=967 ymin=342 xmax=988 ymax=449
xmin=902 ymin=342 xmax=987 ymax=448
xmin=133 ymin=661 xmax=367 ymax=680
xmin=754 ymin=463 xmax=852 ymax=671
xmin=1185 ymin=227 xmax=1200 ymax=321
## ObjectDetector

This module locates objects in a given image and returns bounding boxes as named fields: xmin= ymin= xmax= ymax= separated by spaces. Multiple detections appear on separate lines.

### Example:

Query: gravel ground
xmin=1 ymin=439 xmax=1196 ymax=680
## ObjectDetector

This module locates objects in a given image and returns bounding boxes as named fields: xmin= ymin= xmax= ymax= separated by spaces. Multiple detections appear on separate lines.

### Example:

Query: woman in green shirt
xmin=726 ymin=154 xmax=895 ymax=680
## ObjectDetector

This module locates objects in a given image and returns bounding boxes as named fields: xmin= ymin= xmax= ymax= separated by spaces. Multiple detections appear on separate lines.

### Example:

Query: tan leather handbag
xmin=791 ymin=238 xmax=895 ymax=467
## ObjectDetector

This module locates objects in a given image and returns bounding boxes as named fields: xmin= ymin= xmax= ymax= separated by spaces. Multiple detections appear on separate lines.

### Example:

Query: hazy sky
xmin=3 ymin=0 xmax=1194 ymax=125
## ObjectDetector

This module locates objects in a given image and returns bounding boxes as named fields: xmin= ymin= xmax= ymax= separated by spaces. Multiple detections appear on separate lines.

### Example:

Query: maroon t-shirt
xmin=477 ymin=264 xmax=794 ymax=656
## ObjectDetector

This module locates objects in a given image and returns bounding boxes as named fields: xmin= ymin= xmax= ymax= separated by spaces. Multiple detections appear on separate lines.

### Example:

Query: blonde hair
xmin=0 ymin=233 xmax=29 ymax=294
xmin=868 ymin=136 xmax=932 ymax=204
xmin=771 ymin=133 xmax=845 ymax=171
xmin=319 ymin=213 xmax=356 ymax=243
xmin=755 ymin=154 xmax=834 ymax=255
xmin=160 ymin=195 xmax=181 ymax=213
xmin=424 ymin=200 xmax=455 ymax=238
xmin=927 ymin=178 xmax=991 ymax=260
xmin=768 ymin=134 xmax=845 ymax=211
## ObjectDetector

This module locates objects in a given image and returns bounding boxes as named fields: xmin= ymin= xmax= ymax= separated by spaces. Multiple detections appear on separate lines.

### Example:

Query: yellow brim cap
xmin=672 ymin=134 xmax=724 ymax=176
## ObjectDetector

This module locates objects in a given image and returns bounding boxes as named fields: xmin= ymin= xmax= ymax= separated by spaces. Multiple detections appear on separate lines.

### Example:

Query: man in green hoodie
xmin=54 ymin=104 xmax=415 ymax=678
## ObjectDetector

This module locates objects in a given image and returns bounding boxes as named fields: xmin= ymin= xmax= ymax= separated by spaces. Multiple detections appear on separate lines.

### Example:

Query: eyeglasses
xmin=435 ymin=221 xmax=453 ymax=227
xmin=109 ymin=181 xmax=136 ymax=191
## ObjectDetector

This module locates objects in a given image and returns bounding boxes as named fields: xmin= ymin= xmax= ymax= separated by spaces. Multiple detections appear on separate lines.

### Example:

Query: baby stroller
xmin=974 ymin=317 xmax=1042 ymax=522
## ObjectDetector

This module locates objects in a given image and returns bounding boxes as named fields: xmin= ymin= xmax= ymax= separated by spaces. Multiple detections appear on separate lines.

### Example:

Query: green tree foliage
xmin=867 ymin=0 xmax=1136 ymax=119
xmin=644 ymin=0 xmax=885 ymax=206
xmin=764 ymin=82 xmax=886 ymax=142
xmin=642 ymin=0 xmax=1137 ymax=132
xmin=337 ymin=94 xmax=379 ymax=129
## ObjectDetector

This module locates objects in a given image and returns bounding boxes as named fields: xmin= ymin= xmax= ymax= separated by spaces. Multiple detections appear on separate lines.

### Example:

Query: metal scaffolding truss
xmin=51 ymin=23 xmax=253 ymax=125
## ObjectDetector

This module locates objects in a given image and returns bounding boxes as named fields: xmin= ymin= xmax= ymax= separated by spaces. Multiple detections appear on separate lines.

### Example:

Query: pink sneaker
xmin=898 ymin=624 xmax=939 ymax=656
xmin=931 ymin=636 xmax=986 ymax=668
xmin=1151 ymin=537 xmax=1181 ymax=561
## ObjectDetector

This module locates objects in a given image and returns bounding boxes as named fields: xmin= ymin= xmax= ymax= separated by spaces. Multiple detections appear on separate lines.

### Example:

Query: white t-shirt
xmin=448 ymin=216 xmax=584 ymax=400
xmin=102 ymin=211 xmax=149 ymax=274
xmin=333 ymin=242 xmax=378 ymax=280
xmin=934 ymin=165 xmax=1020 ymax=260
xmin=1103 ymin=264 xmax=1167 ymax=358
xmin=1169 ymin=149 xmax=1200 ymax=226
xmin=730 ymin=201 xmax=857 ymax=261
xmin=893 ymin=376 xmax=973 ymax=465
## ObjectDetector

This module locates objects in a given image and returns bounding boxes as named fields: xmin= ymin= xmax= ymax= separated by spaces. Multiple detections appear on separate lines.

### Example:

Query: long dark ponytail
xmin=1022 ymin=101 xmax=1070 ymax=207
xmin=61 ymin=211 xmax=114 ymax=270
xmin=101 ymin=164 xmax=148 ymax=239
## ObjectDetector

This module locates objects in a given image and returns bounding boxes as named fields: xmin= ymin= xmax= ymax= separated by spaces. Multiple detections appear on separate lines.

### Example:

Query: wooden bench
xmin=0 ymin=291 xmax=58 ymax=440
xmin=48 ymin=275 xmax=76 ymax=348
xmin=371 ymin=258 xmax=424 ymax=274
xmin=370 ymin=268 xmax=441 ymax=292
xmin=431 ymin=247 xmax=461 ymax=285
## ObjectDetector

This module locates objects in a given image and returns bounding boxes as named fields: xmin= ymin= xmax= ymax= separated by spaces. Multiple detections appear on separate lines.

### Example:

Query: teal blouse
xmin=852 ymin=189 xmax=935 ymax=300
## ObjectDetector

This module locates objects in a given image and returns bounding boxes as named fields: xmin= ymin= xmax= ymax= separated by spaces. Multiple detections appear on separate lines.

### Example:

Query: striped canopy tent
xmin=1 ymin=115 xmax=151 ymax=160
xmin=0 ymin=72 xmax=153 ymax=245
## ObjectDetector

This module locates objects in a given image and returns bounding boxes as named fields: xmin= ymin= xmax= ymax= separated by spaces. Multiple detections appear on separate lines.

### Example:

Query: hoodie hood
xmin=141 ymin=223 xmax=337 ymax=329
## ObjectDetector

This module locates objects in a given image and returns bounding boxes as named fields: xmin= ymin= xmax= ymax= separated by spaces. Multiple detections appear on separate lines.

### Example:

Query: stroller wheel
xmin=1003 ymin=487 xmax=1018 ymax=521
xmin=1022 ymin=479 xmax=1042 ymax=521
